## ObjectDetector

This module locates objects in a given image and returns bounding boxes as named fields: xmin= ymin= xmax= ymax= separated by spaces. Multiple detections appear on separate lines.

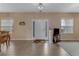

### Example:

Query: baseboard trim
xmin=60 ymin=40 xmax=79 ymax=42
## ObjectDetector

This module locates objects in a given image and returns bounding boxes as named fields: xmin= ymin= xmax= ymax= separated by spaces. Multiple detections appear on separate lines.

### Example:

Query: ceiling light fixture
xmin=38 ymin=3 xmax=44 ymax=12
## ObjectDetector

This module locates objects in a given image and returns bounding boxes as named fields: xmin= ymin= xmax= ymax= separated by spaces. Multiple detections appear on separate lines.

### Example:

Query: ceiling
xmin=0 ymin=3 xmax=79 ymax=13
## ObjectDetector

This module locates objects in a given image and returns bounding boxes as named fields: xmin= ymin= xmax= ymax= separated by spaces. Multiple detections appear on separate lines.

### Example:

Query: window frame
xmin=0 ymin=19 xmax=13 ymax=32
xmin=60 ymin=17 xmax=74 ymax=34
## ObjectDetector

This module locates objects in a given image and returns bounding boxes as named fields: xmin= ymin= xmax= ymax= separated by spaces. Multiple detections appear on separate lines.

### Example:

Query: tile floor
xmin=0 ymin=40 xmax=69 ymax=56
xmin=58 ymin=42 xmax=79 ymax=56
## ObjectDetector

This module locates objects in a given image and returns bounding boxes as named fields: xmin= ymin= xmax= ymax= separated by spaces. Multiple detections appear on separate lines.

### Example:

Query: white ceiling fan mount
xmin=38 ymin=3 xmax=44 ymax=12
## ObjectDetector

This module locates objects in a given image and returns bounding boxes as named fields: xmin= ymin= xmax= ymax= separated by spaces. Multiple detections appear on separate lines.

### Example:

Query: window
xmin=0 ymin=19 xmax=13 ymax=32
xmin=61 ymin=18 xmax=73 ymax=33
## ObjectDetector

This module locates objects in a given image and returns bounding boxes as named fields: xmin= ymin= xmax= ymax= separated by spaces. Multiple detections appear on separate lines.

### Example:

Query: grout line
xmin=57 ymin=43 xmax=72 ymax=56
xmin=62 ymin=47 xmax=72 ymax=56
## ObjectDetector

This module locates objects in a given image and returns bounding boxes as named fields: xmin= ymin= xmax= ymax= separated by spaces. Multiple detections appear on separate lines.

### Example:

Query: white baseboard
xmin=11 ymin=38 xmax=33 ymax=40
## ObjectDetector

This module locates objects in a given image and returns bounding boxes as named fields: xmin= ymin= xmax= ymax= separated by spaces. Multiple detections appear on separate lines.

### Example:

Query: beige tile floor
xmin=0 ymin=40 xmax=69 ymax=56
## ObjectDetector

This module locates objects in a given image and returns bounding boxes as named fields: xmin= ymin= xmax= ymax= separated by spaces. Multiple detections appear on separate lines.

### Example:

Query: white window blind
xmin=61 ymin=18 xmax=73 ymax=33
xmin=1 ymin=19 xmax=13 ymax=32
